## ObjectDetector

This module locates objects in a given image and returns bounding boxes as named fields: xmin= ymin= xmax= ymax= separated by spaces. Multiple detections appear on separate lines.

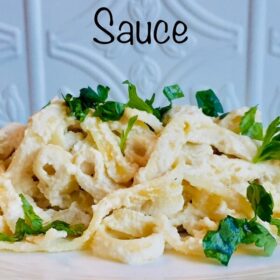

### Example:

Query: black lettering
xmin=136 ymin=21 xmax=151 ymax=44
xmin=93 ymin=7 xmax=114 ymax=44
xmin=154 ymin=20 xmax=170 ymax=44
xmin=117 ymin=21 xmax=133 ymax=44
xmin=173 ymin=21 xmax=188 ymax=44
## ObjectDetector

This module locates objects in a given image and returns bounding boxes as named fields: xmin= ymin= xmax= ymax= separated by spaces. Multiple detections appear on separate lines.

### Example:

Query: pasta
xmin=0 ymin=88 xmax=279 ymax=266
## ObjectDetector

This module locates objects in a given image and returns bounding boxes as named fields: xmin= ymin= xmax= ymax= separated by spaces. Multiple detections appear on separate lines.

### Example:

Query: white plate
xmin=1 ymin=248 xmax=280 ymax=280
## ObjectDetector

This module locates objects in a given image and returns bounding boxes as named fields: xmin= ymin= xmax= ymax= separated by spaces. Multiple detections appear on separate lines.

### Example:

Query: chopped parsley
xmin=80 ymin=85 xmax=109 ymax=106
xmin=63 ymin=94 xmax=89 ymax=122
xmin=163 ymin=84 xmax=184 ymax=102
xmin=246 ymin=182 xmax=273 ymax=222
xmin=93 ymin=101 xmax=125 ymax=122
xmin=124 ymin=80 xmax=184 ymax=121
xmin=20 ymin=194 xmax=43 ymax=233
xmin=119 ymin=115 xmax=138 ymax=154
xmin=144 ymin=93 xmax=172 ymax=121
xmin=0 ymin=194 xmax=86 ymax=242
xmin=63 ymin=81 xmax=184 ymax=123
xmin=63 ymin=85 xmax=111 ymax=122
xmin=124 ymin=81 xmax=154 ymax=114
xmin=196 ymin=89 xmax=224 ymax=117
xmin=203 ymin=182 xmax=278 ymax=265
xmin=247 ymin=182 xmax=280 ymax=237
xmin=240 ymin=106 xmax=263 ymax=140
xmin=203 ymin=216 xmax=245 ymax=266
xmin=43 ymin=220 xmax=85 ymax=237
xmin=253 ymin=116 xmax=280 ymax=163
xmin=241 ymin=219 xmax=276 ymax=256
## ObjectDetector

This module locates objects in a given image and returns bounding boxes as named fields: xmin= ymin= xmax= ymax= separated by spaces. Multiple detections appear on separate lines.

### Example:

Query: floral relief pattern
xmin=129 ymin=56 xmax=161 ymax=96
xmin=47 ymin=32 xmax=126 ymax=99
xmin=165 ymin=0 xmax=243 ymax=52
xmin=128 ymin=0 xmax=160 ymax=22
xmin=0 ymin=22 xmax=21 ymax=62
xmin=0 ymin=85 xmax=26 ymax=127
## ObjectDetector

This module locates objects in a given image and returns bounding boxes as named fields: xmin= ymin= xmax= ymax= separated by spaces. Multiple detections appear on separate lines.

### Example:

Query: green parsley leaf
xmin=120 ymin=116 xmax=138 ymax=154
xmin=203 ymin=216 xmax=245 ymax=266
xmin=94 ymin=101 xmax=125 ymax=121
xmin=163 ymin=84 xmax=184 ymax=102
xmin=124 ymin=81 xmax=184 ymax=121
xmin=246 ymin=182 xmax=280 ymax=238
xmin=245 ymin=181 xmax=280 ymax=238
xmin=145 ymin=93 xmax=156 ymax=107
xmin=80 ymin=85 xmax=109 ymax=106
xmin=145 ymin=93 xmax=172 ymax=121
xmin=0 ymin=216 xmax=42 ymax=243
xmin=153 ymin=104 xmax=172 ymax=121
xmin=63 ymin=84 xmax=110 ymax=122
xmin=240 ymin=106 xmax=263 ymax=140
xmin=203 ymin=182 xmax=279 ymax=265
xmin=245 ymin=182 xmax=278 ymax=251
xmin=43 ymin=220 xmax=85 ymax=237
xmin=244 ymin=183 xmax=277 ymax=255
xmin=97 ymin=85 xmax=110 ymax=101
xmin=20 ymin=194 xmax=43 ymax=233
xmin=242 ymin=219 xmax=276 ymax=256
xmin=247 ymin=182 xmax=273 ymax=222
xmin=0 ymin=194 xmax=86 ymax=242
xmin=14 ymin=218 xmax=35 ymax=239
xmin=253 ymin=116 xmax=280 ymax=163
xmin=0 ymin=232 xmax=20 ymax=242
xmin=124 ymin=81 xmax=153 ymax=114
xmin=196 ymin=89 xmax=224 ymax=117
xmin=65 ymin=81 xmax=184 ymax=123
xmin=203 ymin=215 xmax=277 ymax=266
xmin=155 ymin=85 xmax=184 ymax=121
xmin=63 ymin=94 xmax=89 ymax=122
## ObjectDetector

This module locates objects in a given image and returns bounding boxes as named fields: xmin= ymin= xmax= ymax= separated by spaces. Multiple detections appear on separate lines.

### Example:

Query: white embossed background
xmin=0 ymin=0 xmax=279 ymax=127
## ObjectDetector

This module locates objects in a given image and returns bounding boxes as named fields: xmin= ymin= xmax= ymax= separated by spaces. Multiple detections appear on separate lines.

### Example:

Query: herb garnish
xmin=123 ymin=80 xmax=184 ymax=121
xmin=42 ymin=220 xmax=85 ymax=237
xmin=80 ymin=85 xmax=109 ymax=105
xmin=120 ymin=115 xmax=138 ymax=154
xmin=93 ymin=101 xmax=125 ymax=122
xmin=20 ymin=194 xmax=43 ymax=233
xmin=203 ymin=182 xmax=278 ymax=265
xmin=0 ymin=194 xmax=85 ymax=242
xmin=124 ymin=81 xmax=153 ymax=114
xmin=63 ymin=94 xmax=90 ymax=122
xmin=63 ymin=85 xmax=112 ymax=122
xmin=253 ymin=116 xmax=280 ymax=163
xmin=203 ymin=216 xmax=245 ymax=266
xmin=196 ymin=89 xmax=224 ymax=117
xmin=64 ymin=81 xmax=184 ymax=123
xmin=246 ymin=182 xmax=280 ymax=236
xmin=246 ymin=182 xmax=273 ymax=222
xmin=163 ymin=84 xmax=184 ymax=102
xmin=240 ymin=106 xmax=263 ymax=140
